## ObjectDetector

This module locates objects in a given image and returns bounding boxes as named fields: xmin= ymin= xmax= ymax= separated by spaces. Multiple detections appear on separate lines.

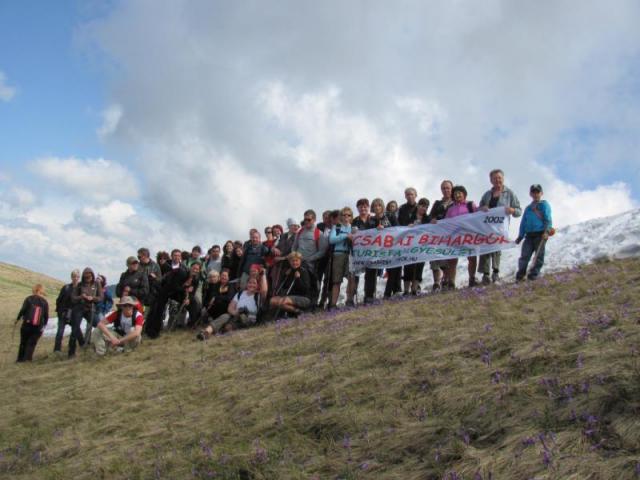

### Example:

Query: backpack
xmin=113 ymin=309 xmax=143 ymax=336
xmin=26 ymin=301 xmax=43 ymax=327
xmin=296 ymin=227 xmax=321 ymax=250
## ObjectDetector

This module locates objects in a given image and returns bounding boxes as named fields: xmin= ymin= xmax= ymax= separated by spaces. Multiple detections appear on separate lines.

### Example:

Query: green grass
xmin=0 ymin=258 xmax=639 ymax=479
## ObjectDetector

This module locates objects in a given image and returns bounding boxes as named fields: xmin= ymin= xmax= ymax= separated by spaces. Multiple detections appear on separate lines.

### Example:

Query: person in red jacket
xmin=92 ymin=296 xmax=144 ymax=355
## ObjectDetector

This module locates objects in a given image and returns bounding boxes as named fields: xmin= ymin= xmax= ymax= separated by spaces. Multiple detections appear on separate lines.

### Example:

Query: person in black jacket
xmin=428 ymin=180 xmax=454 ymax=291
xmin=365 ymin=197 xmax=399 ymax=302
xmin=145 ymin=249 xmax=189 ymax=338
xmin=54 ymin=269 xmax=80 ymax=353
xmin=403 ymin=197 xmax=431 ymax=295
xmin=116 ymin=256 xmax=149 ymax=304
xmin=398 ymin=187 xmax=419 ymax=295
xmin=269 ymin=252 xmax=313 ymax=315
xmin=16 ymin=284 xmax=49 ymax=362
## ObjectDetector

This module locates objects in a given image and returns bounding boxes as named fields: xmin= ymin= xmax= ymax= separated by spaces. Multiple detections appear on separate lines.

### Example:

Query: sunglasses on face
xmin=304 ymin=217 xmax=313 ymax=222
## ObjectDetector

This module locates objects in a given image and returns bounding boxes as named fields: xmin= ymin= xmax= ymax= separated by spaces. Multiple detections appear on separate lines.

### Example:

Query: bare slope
xmin=0 ymin=259 xmax=639 ymax=479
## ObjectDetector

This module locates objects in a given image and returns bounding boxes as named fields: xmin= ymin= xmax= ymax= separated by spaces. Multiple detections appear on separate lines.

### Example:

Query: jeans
xmin=54 ymin=309 xmax=70 ymax=352
xmin=517 ymin=234 xmax=545 ymax=280
xmin=69 ymin=305 xmax=99 ymax=357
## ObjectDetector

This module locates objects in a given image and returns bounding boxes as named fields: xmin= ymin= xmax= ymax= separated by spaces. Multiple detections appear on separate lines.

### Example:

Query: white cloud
xmin=29 ymin=156 xmax=139 ymax=202
xmin=0 ymin=71 xmax=16 ymax=102
xmin=3 ymin=1 xmax=639 ymax=281
xmin=97 ymin=104 xmax=123 ymax=140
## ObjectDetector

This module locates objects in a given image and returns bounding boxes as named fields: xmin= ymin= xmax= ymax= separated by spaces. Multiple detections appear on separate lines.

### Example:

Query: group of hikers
xmin=15 ymin=169 xmax=553 ymax=362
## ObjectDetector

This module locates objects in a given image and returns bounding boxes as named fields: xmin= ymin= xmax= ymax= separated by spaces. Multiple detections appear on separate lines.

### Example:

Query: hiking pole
xmin=531 ymin=228 xmax=555 ymax=269
xmin=85 ymin=300 xmax=94 ymax=347
xmin=272 ymin=275 xmax=296 ymax=321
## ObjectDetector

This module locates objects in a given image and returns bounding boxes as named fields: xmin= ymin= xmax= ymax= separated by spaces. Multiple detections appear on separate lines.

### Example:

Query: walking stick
xmin=272 ymin=274 xmax=297 ymax=320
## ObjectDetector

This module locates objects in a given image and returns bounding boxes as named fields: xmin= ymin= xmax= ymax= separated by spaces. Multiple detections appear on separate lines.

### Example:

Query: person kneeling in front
xmin=92 ymin=296 xmax=144 ymax=355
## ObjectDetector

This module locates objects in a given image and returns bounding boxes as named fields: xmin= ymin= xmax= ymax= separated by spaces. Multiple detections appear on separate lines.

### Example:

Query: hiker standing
xmin=365 ymin=198 xmax=399 ymax=302
xmin=346 ymin=198 xmax=371 ymax=306
xmin=429 ymin=180 xmax=454 ymax=291
xmin=116 ymin=256 xmax=149 ymax=305
xmin=444 ymin=186 xmax=478 ymax=288
xmin=478 ymin=169 xmax=521 ymax=284
xmin=16 ymin=284 xmax=49 ymax=362
xmin=516 ymin=184 xmax=553 ymax=281
xmin=69 ymin=268 xmax=103 ymax=358
xmin=403 ymin=198 xmax=431 ymax=295
xmin=328 ymin=207 xmax=353 ymax=309
xmin=54 ymin=269 xmax=80 ymax=353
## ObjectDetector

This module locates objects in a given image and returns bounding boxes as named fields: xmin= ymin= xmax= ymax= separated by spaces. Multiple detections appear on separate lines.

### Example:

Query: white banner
xmin=350 ymin=207 xmax=516 ymax=272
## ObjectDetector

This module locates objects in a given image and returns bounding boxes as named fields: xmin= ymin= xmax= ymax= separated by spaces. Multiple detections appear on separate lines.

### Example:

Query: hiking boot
xmin=364 ymin=297 xmax=374 ymax=305
xmin=481 ymin=274 xmax=491 ymax=286
xmin=468 ymin=277 xmax=478 ymax=287
xmin=491 ymin=271 xmax=500 ymax=283
xmin=432 ymin=283 xmax=441 ymax=292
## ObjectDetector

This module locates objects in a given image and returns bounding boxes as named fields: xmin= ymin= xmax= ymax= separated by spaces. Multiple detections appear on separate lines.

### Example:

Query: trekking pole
xmin=83 ymin=298 xmax=94 ymax=348
xmin=272 ymin=275 xmax=296 ymax=321
xmin=531 ymin=228 xmax=555 ymax=269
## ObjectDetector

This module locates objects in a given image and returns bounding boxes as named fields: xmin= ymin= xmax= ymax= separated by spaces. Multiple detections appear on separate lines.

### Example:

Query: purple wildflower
xmin=578 ymin=327 xmax=591 ymax=342
xmin=252 ymin=439 xmax=268 ymax=464
xmin=522 ymin=437 xmax=536 ymax=447
xmin=576 ymin=353 xmax=584 ymax=369
xmin=542 ymin=449 xmax=552 ymax=467
xmin=491 ymin=370 xmax=502 ymax=384
xmin=483 ymin=323 xmax=493 ymax=333
xmin=435 ymin=449 xmax=441 ymax=462
xmin=199 ymin=438 xmax=213 ymax=458
xmin=481 ymin=350 xmax=492 ymax=366
xmin=342 ymin=434 xmax=351 ymax=450
xmin=360 ymin=462 xmax=369 ymax=470
xmin=474 ymin=471 xmax=483 ymax=480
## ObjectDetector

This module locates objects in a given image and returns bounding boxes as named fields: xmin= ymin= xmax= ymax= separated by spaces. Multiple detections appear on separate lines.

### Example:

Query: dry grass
xmin=0 ymin=258 xmax=639 ymax=479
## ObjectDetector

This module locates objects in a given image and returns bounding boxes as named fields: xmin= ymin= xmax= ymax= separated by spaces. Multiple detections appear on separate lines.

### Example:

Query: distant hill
xmin=0 ymin=261 xmax=63 ymax=317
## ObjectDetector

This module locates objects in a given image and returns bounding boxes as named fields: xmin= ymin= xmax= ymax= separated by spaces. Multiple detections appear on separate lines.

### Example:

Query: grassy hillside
xmin=0 ymin=261 xmax=63 ymax=310
xmin=0 ymin=258 xmax=639 ymax=479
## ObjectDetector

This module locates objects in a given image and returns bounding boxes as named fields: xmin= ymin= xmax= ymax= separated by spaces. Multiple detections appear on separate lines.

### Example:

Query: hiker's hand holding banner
xmin=350 ymin=207 xmax=516 ymax=273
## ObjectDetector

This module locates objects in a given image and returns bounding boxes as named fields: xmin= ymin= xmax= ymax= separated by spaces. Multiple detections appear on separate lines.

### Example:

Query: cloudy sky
xmin=1 ymin=0 xmax=639 ymax=282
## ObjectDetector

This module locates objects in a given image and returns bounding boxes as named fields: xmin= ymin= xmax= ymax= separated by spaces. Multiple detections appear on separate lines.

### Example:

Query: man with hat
xmin=516 ymin=184 xmax=553 ymax=281
xmin=92 ymin=296 xmax=144 ymax=355
xmin=116 ymin=255 xmax=149 ymax=304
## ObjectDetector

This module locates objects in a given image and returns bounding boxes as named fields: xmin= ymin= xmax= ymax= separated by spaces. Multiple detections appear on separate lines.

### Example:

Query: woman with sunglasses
xmin=328 ymin=207 xmax=354 ymax=309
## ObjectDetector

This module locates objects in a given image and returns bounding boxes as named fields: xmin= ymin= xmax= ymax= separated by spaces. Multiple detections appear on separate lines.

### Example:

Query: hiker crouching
xmin=92 ymin=296 xmax=144 ymax=355
xmin=269 ymin=251 xmax=313 ymax=317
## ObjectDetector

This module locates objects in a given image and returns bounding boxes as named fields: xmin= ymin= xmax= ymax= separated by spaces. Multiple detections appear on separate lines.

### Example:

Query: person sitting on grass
xmin=16 ymin=284 xmax=49 ymax=362
xmin=92 ymin=296 xmax=144 ymax=356
xmin=197 ymin=268 xmax=268 ymax=338
xmin=516 ymin=184 xmax=553 ymax=281
xmin=269 ymin=251 xmax=313 ymax=318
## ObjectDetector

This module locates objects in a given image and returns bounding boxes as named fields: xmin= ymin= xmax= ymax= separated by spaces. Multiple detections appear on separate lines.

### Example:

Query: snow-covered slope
xmin=495 ymin=207 xmax=640 ymax=282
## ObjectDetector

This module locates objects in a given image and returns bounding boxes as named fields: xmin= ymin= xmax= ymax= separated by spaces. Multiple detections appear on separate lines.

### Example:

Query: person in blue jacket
xmin=516 ymin=184 xmax=553 ymax=281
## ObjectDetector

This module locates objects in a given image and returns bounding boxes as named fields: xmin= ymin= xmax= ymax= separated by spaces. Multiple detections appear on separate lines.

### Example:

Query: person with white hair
xmin=54 ymin=268 xmax=80 ymax=354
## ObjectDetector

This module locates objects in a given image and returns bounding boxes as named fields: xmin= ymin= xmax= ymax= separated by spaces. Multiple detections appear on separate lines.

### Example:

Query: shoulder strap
xmin=467 ymin=201 xmax=474 ymax=213
xmin=531 ymin=202 xmax=544 ymax=220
